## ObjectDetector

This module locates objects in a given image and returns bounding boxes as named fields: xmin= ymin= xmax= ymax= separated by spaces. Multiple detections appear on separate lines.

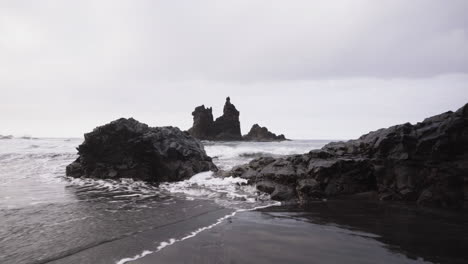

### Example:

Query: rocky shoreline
xmin=65 ymin=102 xmax=468 ymax=210
xmin=230 ymin=103 xmax=468 ymax=209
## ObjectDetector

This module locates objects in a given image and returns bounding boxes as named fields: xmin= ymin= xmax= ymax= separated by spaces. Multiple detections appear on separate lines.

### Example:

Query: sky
xmin=1 ymin=0 xmax=468 ymax=139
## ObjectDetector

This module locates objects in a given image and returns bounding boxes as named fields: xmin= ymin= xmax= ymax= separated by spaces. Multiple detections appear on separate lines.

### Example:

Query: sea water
xmin=1 ymin=138 xmax=466 ymax=264
xmin=0 ymin=137 xmax=327 ymax=263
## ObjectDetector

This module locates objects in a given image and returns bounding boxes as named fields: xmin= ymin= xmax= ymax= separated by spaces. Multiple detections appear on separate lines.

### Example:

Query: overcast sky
xmin=1 ymin=0 xmax=467 ymax=139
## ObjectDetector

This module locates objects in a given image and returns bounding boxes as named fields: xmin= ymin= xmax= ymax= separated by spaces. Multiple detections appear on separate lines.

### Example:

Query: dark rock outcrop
xmin=187 ymin=105 xmax=215 ymax=140
xmin=188 ymin=97 xmax=242 ymax=141
xmin=188 ymin=97 xmax=287 ymax=141
xmin=66 ymin=118 xmax=217 ymax=183
xmin=0 ymin=135 xmax=13 ymax=139
xmin=231 ymin=103 xmax=468 ymax=209
xmin=213 ymin=97 xmax=242 ymax=140
xmin=243 ymin=124 xmax=287 ymax=141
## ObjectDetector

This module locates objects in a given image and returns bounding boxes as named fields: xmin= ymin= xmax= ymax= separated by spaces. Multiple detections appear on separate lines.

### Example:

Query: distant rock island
xmin=244 ymin=124 xmax=286 ymax=142
xmin=188 ymin=97 xmax=287 ymax=141
xmin=188 ymin=97 xmax=242 ymax=141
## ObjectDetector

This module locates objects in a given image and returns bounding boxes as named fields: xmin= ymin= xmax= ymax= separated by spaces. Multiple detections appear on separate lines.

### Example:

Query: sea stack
xmin=188 ymin=97 xmax=287 ymax=141
xmin=244 ymin=124 xmax=287 ymax=141
xmin=66 ymin=118 xmax=217 ymax=183
xmin=212 ymin=97 xmax=242 ymax=140
xmin=187 ymin=105 xmax=215 ymax=140
xmin=188 ymin=97 xmax=242 ymax=141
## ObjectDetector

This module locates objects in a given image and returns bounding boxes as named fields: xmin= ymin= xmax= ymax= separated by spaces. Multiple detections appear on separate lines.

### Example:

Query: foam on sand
xmin=115 ymin=203 xmax=279 ymax=264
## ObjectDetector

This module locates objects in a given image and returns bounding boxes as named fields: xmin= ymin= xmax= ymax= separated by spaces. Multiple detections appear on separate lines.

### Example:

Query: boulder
xmin=256 ymin=181 xmax=296 ymax=201
xmin=243 ymin=124 xmax=287 ymax=141
xmin=232 ymin=103 xmax=468 ymax=209
xmin=66 ymin=118 xmax=217 ymax=183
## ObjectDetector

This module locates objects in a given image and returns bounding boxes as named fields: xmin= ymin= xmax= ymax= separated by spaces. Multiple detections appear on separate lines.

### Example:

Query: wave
xmin=160 ymin=171 xmax=274 ymax=209
xmin=238 ymin=151 xmax=271 ymax=158
xmin=0 ymin=152 xmax=77 ymax=162
xmin=203 ymin=140 xmax=327 ymax=170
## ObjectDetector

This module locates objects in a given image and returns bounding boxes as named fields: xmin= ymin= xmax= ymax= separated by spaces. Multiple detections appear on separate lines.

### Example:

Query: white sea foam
xmin=114 ymin=140 xmax=329 ymax=263
xmin=0 ymin=138 xmax=327 ymax=261
xmin=0 ymin=138 xmax=326 ymax=207
xmin=116 ymin=250 xmax=153 ymax=264
xmin=67 ymin=177 xmax=160 ymax=195
xmin=204 ymin=140 xmax=327 ymax=170
xmin=115 ymin=202 xmax=280 ymax=264
xmin=160 ymin=171 xmax=271 ymax=209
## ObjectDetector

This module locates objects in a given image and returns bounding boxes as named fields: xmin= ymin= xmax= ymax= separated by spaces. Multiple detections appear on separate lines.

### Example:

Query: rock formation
xmin=243 ymin=124 xmax=287 ymax=141
xmin=187 ymin=105 xmax=215 ymax=140
xmin=188 ymin=97 xmax=286 ymax=141
xmin=213 ymin=97 xmax=242 ymax=140
xmin=66 ymin=118 xmax=217 ymax=183
xmin=188 ymin=97 xmax=242 ymax=141
xmin=231 ymin=103 xmax=468 ymax=209
xmin=0 ymin=135 xmax=13 ymax=139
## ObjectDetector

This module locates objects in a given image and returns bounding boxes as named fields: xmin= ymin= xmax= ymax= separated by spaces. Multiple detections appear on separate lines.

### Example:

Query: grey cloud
xmin=2 ymin=0 xmax=468 ymax=82
xmin=0 ymin=1 xmax=467 ymax=138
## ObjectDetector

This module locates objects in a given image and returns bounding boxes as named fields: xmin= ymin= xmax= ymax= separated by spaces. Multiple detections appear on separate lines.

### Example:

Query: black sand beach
xmin=42 ymin=200 xmax=233 ymax=264
xmin=3 ymin=1 xmax=468 ymax=263
xmin=134 ymin=201 xmax=468 ymax=264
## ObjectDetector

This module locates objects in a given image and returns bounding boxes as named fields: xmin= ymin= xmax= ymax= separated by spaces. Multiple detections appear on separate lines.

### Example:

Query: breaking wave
xmin=0 ymin=137 xmax=329 ymax=263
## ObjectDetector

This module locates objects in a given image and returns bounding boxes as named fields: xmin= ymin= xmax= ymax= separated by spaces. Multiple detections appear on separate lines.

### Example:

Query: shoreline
xmin=40 ymin=200 xmax=234 ymax=264
xmin=132 ymin=201 xmax=468 ymax=264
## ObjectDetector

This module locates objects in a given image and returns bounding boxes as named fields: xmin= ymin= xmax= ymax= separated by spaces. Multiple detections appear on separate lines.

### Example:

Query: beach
xmin=1 ymin=138 xmax=467 ymax=264
xmin=135 ymin=201 xmax=468 ymax=264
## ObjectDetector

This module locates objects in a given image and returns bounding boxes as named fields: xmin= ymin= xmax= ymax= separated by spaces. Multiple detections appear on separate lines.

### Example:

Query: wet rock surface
xmin=66 ymin=118 xmax=217 ymax=183
xmin=232 ymin=103 xmax=468 ymax=209
xmin=243 ymin=124 xmax=287 ymax=142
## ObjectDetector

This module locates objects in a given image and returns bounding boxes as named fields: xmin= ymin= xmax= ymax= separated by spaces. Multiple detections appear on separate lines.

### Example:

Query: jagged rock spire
xmin=188 ymin=97 xmax=242 ymax=141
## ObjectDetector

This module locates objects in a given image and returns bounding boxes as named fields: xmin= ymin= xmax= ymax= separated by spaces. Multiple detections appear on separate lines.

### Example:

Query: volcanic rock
xmin=188 ymin=97 xmax=288 ymax=141
xmin=243 ymin=124 xmax=287 ymax=141
xmin=66 ymin=118 xmax=217 ymax=183
xmin=187 ymin=105 xmax=215 ymax=140
xmin=231 ymin=103 xmax=468 ymax=209
xmin=213 ymin=97 xmax=242 ymax=140
xmin=188 ymin=97 xmax=242 ymax=141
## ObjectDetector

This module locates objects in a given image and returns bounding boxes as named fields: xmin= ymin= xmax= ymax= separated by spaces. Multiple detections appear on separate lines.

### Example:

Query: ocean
xmin=1 ymin=138 xmax=466 ymax=264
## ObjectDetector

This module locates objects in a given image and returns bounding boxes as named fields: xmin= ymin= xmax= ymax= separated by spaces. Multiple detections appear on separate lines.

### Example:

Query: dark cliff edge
xmin=188 ymin=97 xmax=286 ymax=141
xmin=66 ymin=118 xmax=217 ymax=183
xmin=231 ymin=103 xmax=468 ymax=210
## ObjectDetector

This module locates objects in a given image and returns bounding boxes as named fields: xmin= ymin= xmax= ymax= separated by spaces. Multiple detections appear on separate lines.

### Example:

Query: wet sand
xmin=27 ymin=200 xmax=234 ymax=264
xmin=9 ymin=200 xmax=467 ymax=264
xmin=133 ymin=201 xmax=468 ymax=264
